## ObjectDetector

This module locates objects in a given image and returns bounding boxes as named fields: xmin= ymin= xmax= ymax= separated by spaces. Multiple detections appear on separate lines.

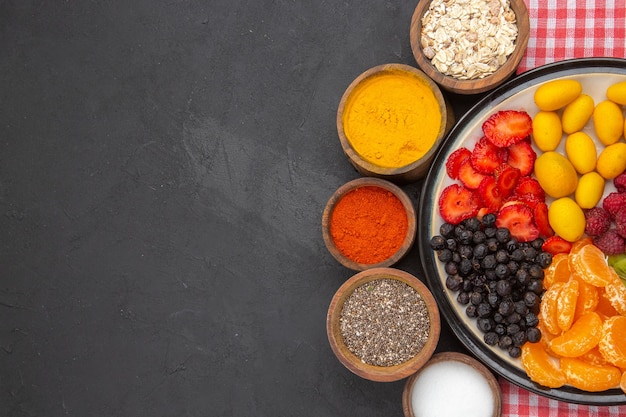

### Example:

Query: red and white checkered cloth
xmin=517 ymin=0 xmax=626 ymax=73
xmin=499 ymin=378 xmax=626 ymax=416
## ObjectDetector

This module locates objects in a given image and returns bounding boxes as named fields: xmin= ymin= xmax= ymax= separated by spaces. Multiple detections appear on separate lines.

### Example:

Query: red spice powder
xmin=329 ymin=185 xmax=408 ymax=264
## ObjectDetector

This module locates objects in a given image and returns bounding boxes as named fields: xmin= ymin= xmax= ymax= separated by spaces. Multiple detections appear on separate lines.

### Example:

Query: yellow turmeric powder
xmin=342 ymin=69 xmax=442 ymax=168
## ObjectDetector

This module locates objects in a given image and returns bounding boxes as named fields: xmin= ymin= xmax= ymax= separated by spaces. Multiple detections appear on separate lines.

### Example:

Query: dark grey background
xmin=1 ymin=1 xmax=481 ymax=415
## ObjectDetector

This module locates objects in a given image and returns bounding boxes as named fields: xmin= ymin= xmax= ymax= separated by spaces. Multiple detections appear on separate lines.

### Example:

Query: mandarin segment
xmin=521 ymin=342 xmax=567 ymax=388
xmin=540 ymin=282 xmax=564 ymax=335
xmin=560 ymin=357 xmax=622 ymax=392
xmin=543 ymin=253 xmax=570 ymax=289
xmin=598 ymin=316 xmax=626 ymax=368
xmin=573 ymin=277 xmax=599 ymax=320
xmin=621 ymin=371 xmax=626 ymax=394
xmin=569 ymin=244 xmax=620 ymax=287
xmin=596 ymin=287 xmax=621 ymax=318
xmin=557 ymin=279 xmax=579 ymax=331
xmin=580 ymin=346 xmax=609 ymax=367
xmin=604 ymin=279 xmax=626 ymax=316
xmin=550 ymin=312 xmax=603 ymax=357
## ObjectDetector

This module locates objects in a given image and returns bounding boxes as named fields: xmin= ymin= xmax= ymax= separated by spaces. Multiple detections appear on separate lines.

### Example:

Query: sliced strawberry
xmin=494 ymin=164 xmax=521 ymax=198
xmin=533 ymin=201 xmax=554 ymax=238
xmin=458 ymin=157 xmax=488 ymax=189
xmin=514 ymin=192 xmax=541 ymax=209
xmin=445 ymin=147 xmax=472 ymax=179
xmin=496 ymin=203 xmax=540 ymax=242
xmin=438 ymin=184 xmax=481 ymax=224
xmin=507 ymin=140 xmax=536 ymax=176
xmin=477 ymin=176 xmax=504 ymax=212
xmin=482 ymin=110 xmax=533 ymax=148
xmin=541 ymin=236 xmax=573 ymax=255
xmin=514 ymin=176 xmax=545 ymax=201
xmin=470 ymin=136 xmax=507 ymax=174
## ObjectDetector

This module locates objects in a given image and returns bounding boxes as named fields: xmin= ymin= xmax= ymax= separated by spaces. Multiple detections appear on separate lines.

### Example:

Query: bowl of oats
xmin=410 ymin=0 xmax=529 ymax=95
xmin=326 ymin=267 xmax=441 ymax=382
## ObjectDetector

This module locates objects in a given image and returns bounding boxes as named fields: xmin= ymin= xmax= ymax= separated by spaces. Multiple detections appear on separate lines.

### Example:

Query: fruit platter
xmin=419 ymin=58 xmax=626 ymax=405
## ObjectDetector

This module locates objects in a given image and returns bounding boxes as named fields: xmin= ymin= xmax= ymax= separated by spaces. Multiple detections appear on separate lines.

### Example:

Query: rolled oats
xmin=421 ymin=0 xmax=518 ymax=80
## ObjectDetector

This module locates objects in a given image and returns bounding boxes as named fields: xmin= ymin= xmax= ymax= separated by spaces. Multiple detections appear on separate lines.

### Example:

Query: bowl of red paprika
xmin=322 ymin=177 xmax=416 ymax=271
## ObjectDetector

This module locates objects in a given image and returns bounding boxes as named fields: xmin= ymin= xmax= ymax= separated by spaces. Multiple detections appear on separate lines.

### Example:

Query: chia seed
xmin=339 ymin=278 xmax=430 ymax=367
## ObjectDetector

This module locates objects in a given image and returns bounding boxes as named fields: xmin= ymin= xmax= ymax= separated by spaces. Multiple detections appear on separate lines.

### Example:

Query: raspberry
xmin=602 ymin=192 xmax=626 ymax=218
xmin=584 ymin=207 xmax=612 ymax=236
xmin=615 ymin=207 xmax=626 ymax=238
xmin=593 ymin=229 xmax=625 ymax=255
xmin=614 ymin=172 xmax=626 ymax=193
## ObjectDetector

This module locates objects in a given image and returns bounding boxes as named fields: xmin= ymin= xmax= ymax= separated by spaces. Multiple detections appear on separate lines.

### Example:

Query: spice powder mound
xmin=340 ymin=278 xmax=430 ymax=367
xmin=330 ymin=185 xmax=408 ymax=265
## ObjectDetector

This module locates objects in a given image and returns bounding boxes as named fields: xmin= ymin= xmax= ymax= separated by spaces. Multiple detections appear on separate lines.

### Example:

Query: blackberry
xmin=498 ymin=335 xmax=513 ymax=349
xmin=498 ymin=299 xmax=514 ymax=316
xmin=531 ymin=237 xmax=545 ymax=250
xmin=526 ymin=327 xmax=541 ymax=343
xmin=473 ymin=243 xmax=488 ymax=259
xmin=457 ymin=291 xmax=470 ymax=305
xmin=437 ymin=249 xmax=453 ymax=262
xmin=473 ymin=230 xmax=487 ymax=244
xmin=482 ymin=213 xmax=496 ymax=226
xmin=481 ymin=254 xmax=497 ymax=270
xmin=459 ymin=258 xmax=473 ymax=276
xmin=470 ymin=292 xmax=483 ymax=306
xmin=445 ymin=275 xmax=463 ymax=291
xmin=438 ymin=224 xmax=452 ymax=239
xmin=496 ymin=279 xmax=512 ymax=297
xmin=430 ymin=215 xmax=551 ymax=359
xmin=508 ymin=346 xmax=522 ymax=358
xmin=494 ymin=263 xmax=510 ymax=279
xmin=477 ymin=317 xmax=495 ymax=332
xmin=536 ymin=251 xmax=552 ymax=268
xmin=525 ymin=312 xmax=539 ymax=327
xmin=528 ymin=264 xmax=544 ymax=279
xmin=527 ymin=279 xmax=543 ymax=295
xmin=445 ymin=262 xmax=458 ymax=275
xmin=466 ymin=304 xmax=478 ymax=318
xmin=484 ymin=332 xmax=499 ymax=346
xmin=458 ymin=244 xmax=473 ymax=259
xmin=463 ymin=216 xmax=482 ymax=232
xmin=495 ymin=249 xmax=509 ymax=264
xmin=429 ymin=235 xmax=446 ymax=250
xmin=477 ymin=303 xmax=492 ymax=318
xmin=496 ymin=228 xmax=510 ymax=243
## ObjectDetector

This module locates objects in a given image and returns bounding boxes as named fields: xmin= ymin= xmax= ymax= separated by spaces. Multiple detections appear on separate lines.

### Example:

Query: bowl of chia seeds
xmin=326 ymin=267 xmax=441 ymax=382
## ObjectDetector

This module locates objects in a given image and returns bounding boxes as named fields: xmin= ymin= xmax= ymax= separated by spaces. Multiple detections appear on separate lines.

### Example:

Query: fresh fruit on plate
xmin=482 ymin=110 xmax=532 ymax=148
xmin=521 ymin=239 xmax=626 ymax=392
xmin=533 ymin=79 xmax=582 ymax=111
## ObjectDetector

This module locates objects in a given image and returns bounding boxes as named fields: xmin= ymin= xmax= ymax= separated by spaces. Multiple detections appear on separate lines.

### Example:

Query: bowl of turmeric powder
xmin=322 ymin=177 xmax=417 ymax=271
xmin=336 ymin=64 xmax=454 ymax=184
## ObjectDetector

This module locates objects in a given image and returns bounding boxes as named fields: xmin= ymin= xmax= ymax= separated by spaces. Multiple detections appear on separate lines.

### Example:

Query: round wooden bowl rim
xmin=402 ymin=352 xmax=502 ymax=417
xmin=321 ymin=177 xmax=417 ymax=271
xmin=409 ymin=0 xmax=530 ymax=95
xmin=326 ymin=267 xmax=441 ymax=382
xmin=336 ymin=63 xmax=449 ymax=177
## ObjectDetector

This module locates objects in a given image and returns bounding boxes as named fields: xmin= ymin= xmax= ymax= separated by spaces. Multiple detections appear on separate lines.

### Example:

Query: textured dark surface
xmin=1 ymin=1 xmax=480 ymax=416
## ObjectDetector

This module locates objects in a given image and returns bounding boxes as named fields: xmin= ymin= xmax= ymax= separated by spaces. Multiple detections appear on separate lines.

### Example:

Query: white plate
xmin=419 ymin=58 xmax=626 ymax=405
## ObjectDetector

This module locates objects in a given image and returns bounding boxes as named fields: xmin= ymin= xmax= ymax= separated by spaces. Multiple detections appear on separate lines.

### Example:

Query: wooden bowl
xmin=322 ymin=177 xmax=416 ymax=271
xmin=402 ymin=352 xmax=502 ymax=417
xmin=326 ymin=268 xmax=441 ymax=382
xmin=336 ymin=63 xmax=454 ymax=183
xmin=410 ymin=0 xmax=529 ymax=95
